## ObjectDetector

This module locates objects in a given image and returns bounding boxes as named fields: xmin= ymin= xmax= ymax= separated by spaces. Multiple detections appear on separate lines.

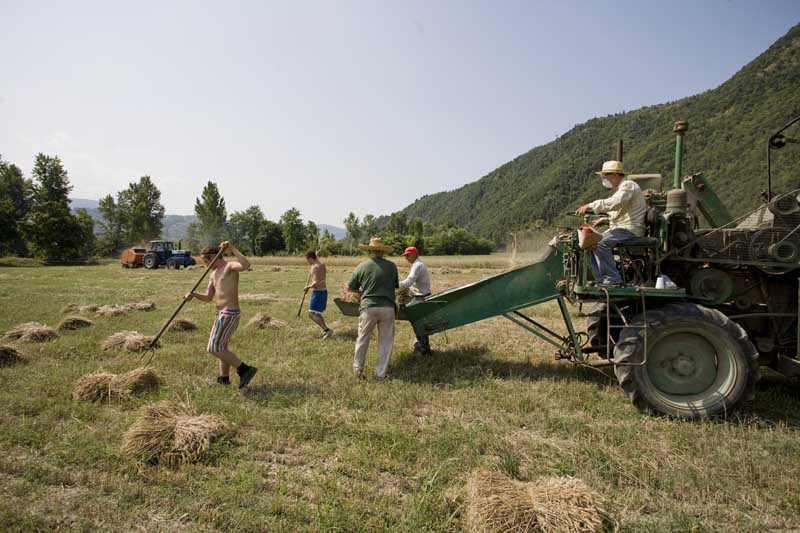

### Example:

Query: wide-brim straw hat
xmin=358 ymin=237 xmax=394 ymax=253
xmin=594 ymin=160 xmax=626 ymax=176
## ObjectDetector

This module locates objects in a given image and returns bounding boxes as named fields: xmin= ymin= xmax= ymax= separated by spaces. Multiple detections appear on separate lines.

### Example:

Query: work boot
xmin=216 ymin=376 xmax=230 ymax=386
xmin=237 ymin=363 xmax=258 ymax=389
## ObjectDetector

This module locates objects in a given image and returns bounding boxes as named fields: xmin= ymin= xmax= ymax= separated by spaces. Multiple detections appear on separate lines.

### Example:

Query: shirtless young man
xmin=304 ymin=250 xmax=332 ymax=339
xmin=184 ymin=241 xmax=258 ymax=388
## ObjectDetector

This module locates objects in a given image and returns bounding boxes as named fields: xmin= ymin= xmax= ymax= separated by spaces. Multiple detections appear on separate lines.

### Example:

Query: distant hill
xmin=402 ymin=24 xmax=800 ymax=244
xmin=70 ymin=198 xmax=346 ymax=241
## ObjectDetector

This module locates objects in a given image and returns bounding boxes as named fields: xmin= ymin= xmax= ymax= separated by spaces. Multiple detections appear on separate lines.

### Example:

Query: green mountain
xmin=402 ymin=24 xmax=800 ymax=244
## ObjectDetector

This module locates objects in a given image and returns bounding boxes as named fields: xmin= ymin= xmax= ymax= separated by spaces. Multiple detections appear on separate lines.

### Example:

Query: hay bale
xmin=96 ymin=304 xmax=129 ymax=317
xmin=396 ymin=287 xmax=412 ymax=306
xmin=57 ymin=316 xmax=94 ymax=331
xmin=121 ymin=400 xmax=229 ymax=466
xmin=0 ymin=345 xmax=22 ymax=365
xmin=126 ymin=301 xmax=156 ymax=312
xmin=112 ymin=367 xmax=162 ymax=395
xmin=72 ymin=372 xmax=115 ymax=402
xmin=339 ymin=285 xmax=361 ymax=304
xmin=102 ymin=331 xmax=157 ymax=352
xmin=72 ymin=367 xmax=162 ymax=402
xmin=5 ymin=322 xmax=58 ymax=343
xmin=465 ymin=469 xmax=612 ymax=533
xmin=170 ymin=319 xmax=197 ymax=332
xmin=247 ymin=313 xmax=287 ymax=330
xmin=61 ymin=303 xmax=98 ymax=314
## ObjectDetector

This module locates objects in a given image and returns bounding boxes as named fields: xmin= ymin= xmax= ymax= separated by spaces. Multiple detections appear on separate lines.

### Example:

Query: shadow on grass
xmin=741 ymin=373 xmax=800 ymax=427
xmin=335 ymin=328 xmax=359 ymax=341
xmin=389 ymin=344 xmax=613 ymax=387
xmin=241 ymin=382 xmax=320 ymax=405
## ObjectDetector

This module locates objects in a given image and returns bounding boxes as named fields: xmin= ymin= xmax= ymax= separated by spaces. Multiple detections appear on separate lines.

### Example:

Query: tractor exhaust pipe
xmin=673 ymin=120 xmax=688 ymax=189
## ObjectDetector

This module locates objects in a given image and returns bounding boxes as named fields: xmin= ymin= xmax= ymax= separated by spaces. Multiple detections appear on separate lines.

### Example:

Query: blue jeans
xmin=591 ymin=228 xmax=637 ymax=284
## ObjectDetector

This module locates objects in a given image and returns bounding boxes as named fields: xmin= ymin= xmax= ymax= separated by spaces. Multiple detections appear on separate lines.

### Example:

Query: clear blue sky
xmin=1 ymin=1 xmax=798 ymax=226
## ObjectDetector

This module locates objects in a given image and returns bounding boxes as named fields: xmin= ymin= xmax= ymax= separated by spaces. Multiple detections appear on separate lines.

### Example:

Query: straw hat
xmin=594 ymin=160 xmax=626 ymax=176
xmin=358 ymin=237 xmax=394 ymax=253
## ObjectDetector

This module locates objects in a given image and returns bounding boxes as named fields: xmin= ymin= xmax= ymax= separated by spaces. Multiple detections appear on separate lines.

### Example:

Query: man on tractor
xmin=575 ymin=160 xmax=647 ymax=286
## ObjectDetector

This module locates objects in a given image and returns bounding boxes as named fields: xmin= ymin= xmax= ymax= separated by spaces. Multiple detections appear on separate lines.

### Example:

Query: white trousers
xmin=354 ymin=306 xmax=395 ymax=377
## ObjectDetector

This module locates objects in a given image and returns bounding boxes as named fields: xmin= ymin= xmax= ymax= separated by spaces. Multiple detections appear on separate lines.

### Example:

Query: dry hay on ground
xmin=61 ymin=303 xmax=99 ymax=314
xmin=96 ymin=301 xmax=156 ymax=317
xmin=339 ymin=285 xmax=361 ymax=304
xmin=396 ymin=287 xmax=412 ymax=306
xmin=247 ymin=313 xmax=287 ymax=330
xmin=465 ymin=469 xmax=614 ymax=533
xmin=101 ymin=331 xmax=158 ymax=352
xmin=270 ymin=266 xmax=285 ymax=272
xmin=0 ymin=345 xmax=23 ymax=365
xmin=121 ymin=400 xmax=229 ymax=466
xmin=169 ymin=319 xmax=197 ymax=332
xmin=240 ymin=293 xmax=278 ymax=301
xmin=4 ymin=322 xmax=58 ymax=343
xmin=72 ymin=368 xmax=162 ymax=402
xmin=57 ymin=316 xmax=94 ymax=331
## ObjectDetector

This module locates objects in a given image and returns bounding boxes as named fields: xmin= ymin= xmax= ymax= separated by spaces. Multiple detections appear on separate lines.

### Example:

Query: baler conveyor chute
xmin=402 ymin=247 xmax=585 ymax=361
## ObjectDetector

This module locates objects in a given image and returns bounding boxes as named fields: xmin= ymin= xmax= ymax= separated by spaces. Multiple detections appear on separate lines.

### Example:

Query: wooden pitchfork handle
xmin=297 ymin=270 xmax=312 ymax=318
xmin=139 ymin=247 xmax=224 ymax=366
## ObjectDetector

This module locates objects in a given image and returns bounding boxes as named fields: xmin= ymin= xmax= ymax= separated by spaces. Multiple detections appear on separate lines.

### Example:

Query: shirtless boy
xmin=304 ymin=250 xmax=333 ymax=339
xmin=184 ymin=241 xmax=258 ymax=388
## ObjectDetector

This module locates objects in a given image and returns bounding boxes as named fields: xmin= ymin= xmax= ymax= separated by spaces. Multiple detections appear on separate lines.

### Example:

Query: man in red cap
xmin=399 ymin=246 xmax=432 ymax=355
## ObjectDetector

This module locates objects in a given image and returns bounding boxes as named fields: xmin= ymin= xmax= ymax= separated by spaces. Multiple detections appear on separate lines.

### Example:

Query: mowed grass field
xmin=1 ymin=257 xmax=800 ymax=532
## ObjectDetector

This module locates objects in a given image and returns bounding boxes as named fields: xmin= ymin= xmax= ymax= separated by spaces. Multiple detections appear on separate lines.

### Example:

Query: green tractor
xmin=398 ymin=115 xmax=800 ymax=419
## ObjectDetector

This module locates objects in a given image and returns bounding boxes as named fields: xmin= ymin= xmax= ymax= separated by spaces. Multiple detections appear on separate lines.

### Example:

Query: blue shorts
xmin=309 ymin=289 xmax=328 ymax=313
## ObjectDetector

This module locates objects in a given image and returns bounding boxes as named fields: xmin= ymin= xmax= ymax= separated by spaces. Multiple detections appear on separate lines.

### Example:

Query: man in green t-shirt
xmin=346 ymin=237 xmax=399 ymax=378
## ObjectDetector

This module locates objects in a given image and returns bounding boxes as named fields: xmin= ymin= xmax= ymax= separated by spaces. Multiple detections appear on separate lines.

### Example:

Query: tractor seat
xmin=618 ymin=236 xmax=660 ymax=248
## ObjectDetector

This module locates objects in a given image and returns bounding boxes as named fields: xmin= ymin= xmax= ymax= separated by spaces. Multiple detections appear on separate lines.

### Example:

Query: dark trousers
xmin=411 ymin=295 xmax=431 ymax=352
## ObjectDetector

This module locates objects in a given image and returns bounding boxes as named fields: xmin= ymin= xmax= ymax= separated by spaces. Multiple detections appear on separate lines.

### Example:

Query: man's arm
xmin=222 ymin=241 xmax=251 ymax=272
xmin=398 ymin=262 xmax=419 ymax=290
xmin=588 ymin=183 xmax=634 ymax=213
xmin=347 ymin=268 xmax=361 ymax=293
xmin=186 ymin=278 xmax=215 ymax=302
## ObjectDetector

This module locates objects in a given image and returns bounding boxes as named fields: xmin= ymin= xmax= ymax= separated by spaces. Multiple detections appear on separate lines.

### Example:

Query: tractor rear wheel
xmin=143 ymin=254 xmax=158 ymax=269
xmin=613 ymin=303 xmax=758 ymax=419
xmin=167 ymin=258 xmax=178 ymax=270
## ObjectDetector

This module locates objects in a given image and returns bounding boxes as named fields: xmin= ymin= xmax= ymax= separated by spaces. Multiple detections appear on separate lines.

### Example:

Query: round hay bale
xmin=72 ymin=372 xmax=115 ymax=402
xmin=169 ymin=319 xmax=197 ymax=332
xmin=122 ymin=400 xmax=229 ymax=466
xmin=0 ymin=345 xmax=23 ymax=365
xmin=465 ymin=469 xmax=613 ymax=533
xmin=58 ymin=316 xmax=94 ymax=331
xmin=102 ymin=331 xmax=157 ymax=352
xmin=247 ymin=313 xmax=287 ymax=330
xmin=5 ymin=322 xmax=58 ymax=343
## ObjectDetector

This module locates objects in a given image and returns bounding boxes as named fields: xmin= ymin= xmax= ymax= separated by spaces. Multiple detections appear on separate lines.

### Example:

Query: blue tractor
xmin=142 ymin=240 xmax=196 ymax=270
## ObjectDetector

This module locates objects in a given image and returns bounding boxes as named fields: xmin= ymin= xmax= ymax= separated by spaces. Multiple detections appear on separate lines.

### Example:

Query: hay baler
xmin=397 ymin=116 xmax=800 ymax=419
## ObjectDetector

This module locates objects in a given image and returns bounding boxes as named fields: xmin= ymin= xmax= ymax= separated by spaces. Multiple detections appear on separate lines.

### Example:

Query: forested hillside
xmin=403 ymin=24 xmax=800 ymax=244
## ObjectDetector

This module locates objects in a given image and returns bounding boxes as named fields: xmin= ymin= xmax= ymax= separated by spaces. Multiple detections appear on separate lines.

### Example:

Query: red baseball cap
xmin=401 ymin=246 xmax=418 ymax=256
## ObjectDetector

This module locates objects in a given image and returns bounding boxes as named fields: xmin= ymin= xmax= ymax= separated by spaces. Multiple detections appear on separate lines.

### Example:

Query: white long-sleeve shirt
xmin=399 ymin=259 xmax=431 ymax=296
xmin=587 ymin=180 xmax=647 ymax=237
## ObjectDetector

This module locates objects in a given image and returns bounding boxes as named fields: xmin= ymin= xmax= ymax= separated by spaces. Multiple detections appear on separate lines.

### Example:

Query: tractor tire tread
xmin=613 ymin=303 xmax=759 ymax=418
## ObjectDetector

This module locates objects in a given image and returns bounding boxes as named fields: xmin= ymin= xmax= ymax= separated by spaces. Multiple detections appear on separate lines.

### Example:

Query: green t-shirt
xmin=348 ymin=257 xmax=399 ymax=311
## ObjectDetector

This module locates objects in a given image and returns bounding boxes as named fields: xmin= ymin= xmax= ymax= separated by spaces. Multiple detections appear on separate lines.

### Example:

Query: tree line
xmin=0 ymin=152 xmax=496 ymax=261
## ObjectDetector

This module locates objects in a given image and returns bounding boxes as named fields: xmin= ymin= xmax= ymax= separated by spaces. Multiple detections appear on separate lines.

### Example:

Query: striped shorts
xmin=207 ymin=309 xmax=241 ymax=353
